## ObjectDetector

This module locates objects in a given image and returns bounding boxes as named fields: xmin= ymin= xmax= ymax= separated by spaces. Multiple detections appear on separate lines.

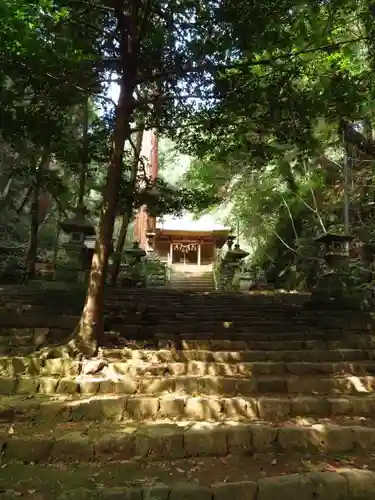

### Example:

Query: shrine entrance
xmin=170 ymin=241 xmax=200 ymax=266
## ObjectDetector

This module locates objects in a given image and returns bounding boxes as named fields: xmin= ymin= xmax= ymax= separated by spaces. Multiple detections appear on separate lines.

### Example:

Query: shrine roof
xmin=156 ymin=213 xmax=230 ymax=234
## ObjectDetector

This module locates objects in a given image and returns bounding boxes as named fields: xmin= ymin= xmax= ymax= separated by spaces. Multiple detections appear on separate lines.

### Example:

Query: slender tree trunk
xmin=109 ymin=127 xmax=144 ymax=286
xmin=109 ymin=212 xmax=131 ymax=286
xmin=24 ymin=186 xmax=40 ymax=280
xmin=52 ymin=215 xmax=61 ymax=270
xmin=24 ymin=152 xmax=50 ymax=280
xmin=78 ymin=98 xmax=89 ymax=208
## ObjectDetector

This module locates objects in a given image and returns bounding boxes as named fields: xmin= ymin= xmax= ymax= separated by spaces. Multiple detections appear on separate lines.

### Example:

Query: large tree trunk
xmin=70 ymin=2 xmax=140 ymax=357
xmin=109 ymin=127 xmax=144 ymax=286
xmin=72 ymin=89 xmax=136 ymax=355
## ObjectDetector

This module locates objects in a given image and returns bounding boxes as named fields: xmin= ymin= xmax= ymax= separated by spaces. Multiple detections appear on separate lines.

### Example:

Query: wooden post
xmin=197 ymin=241 xmax=201 ymax=266
xmin=169 ymin=241 xmax=173 ymax=266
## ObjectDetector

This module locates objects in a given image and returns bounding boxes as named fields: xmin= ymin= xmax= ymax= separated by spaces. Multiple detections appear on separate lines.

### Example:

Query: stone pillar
xmin=197 ymin=242 xmax=201 ymax=266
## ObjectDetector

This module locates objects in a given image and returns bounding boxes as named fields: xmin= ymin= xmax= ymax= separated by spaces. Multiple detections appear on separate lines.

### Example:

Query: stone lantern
xmin=58 ymin=206 xmax=95 ymax=282
xmin=219 ymin=243 xmax=249 ymax=291
xmin=123 ymin=241 xmax=146 ymax=286
xmin=309 ymin=232 xmax=354 ymax=309
xmin=315 ymin=232 xmax=353 ymax=270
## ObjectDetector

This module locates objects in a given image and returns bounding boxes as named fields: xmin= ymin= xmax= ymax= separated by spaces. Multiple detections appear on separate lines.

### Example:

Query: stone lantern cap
xmin=60 ymin=208 xmax=95 ymax=236
xmin=225 ymin=245 xmax=249 ymax=262
xmin=314 ymin=232 xmax=353 ymax=245
xmin=124 ymin=241 xmax=146 ymax=258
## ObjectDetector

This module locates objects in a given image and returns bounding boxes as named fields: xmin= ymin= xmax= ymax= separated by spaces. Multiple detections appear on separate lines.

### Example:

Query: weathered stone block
xmin=174 ymin=376 xmax=198 ymax=395
xmin=38 ymin=377 xmax=59 ymax=394
xmin=53 ymin=433 xmax=94 ymax=460
xmin=256 ymin=377 xmax=287 ymax=393
xmin=126 ymin=397 xmax=159 ymax=419
xmin=39 ymin=400 xmax=71 ymax=421
xmin=139 ymin=378 xmax=175 ymax=394
xmin=169 ymin=484 xmax=212 ymax=500
xmin=258 ymin=474 xmax=315 ymax=500
xmin=236 ymin=379 xmax=258 ymax=395
xmin=287 ymin=377 xmax=332 ymax=395
xmin=71 ymin=399 xmax=103 ymax=421
xmin=79 ymin=380 xmax=100 ymax=394
xmin=329 ymin=398 xmax=352 ymax=416
xmin=222 ymin=397 xmax=255 ymax=420
xmin=227 ymin=426 xmax=252 ymax=454
xmin=278 ymin=427 xmax=314 ymax=452
xmin=6 ymin=436 xmax=53 ymax=462
xmin=16 ymin=376 xmax=39 ymax=394
xmin=5 ymin=357 xmax=27 ymax=376
xmin=27 ymin=356 xmax=42 ymax=376
xmin=323 ymin=425 xmax=355 ymax=453
xmin=340 ymin=469 xmax=375 ymax=499
xmin=307 ymin=472 xmax=347 ymax=500
xmin=113 ymin=377 xmax=138 ymax=394
xmin=98 ymin=487 xmax=141 ymax=500
xmin=159 ymin=396 xmax=186 ymax=418
xmin=135 ymin=428 xmax=185 ymax=459
xmin=56 ymin=378 xmax=79 ymax=394
xmin=95 ymin=431 xmax=135 ymax=459
xmin=291 ymin=396 xmax=331 ymax=417
xmin=0 ymin=377 xmax=17 ymax=394
xmin=211 ymin=481 xmax=257 ymax=500
xmin=98 ymin=380 xmax=115 ymax=393
xmin=184 ymin=427 xmax=228 ymax=457
xmin=253 ymin=362 xmax=285 ymax=376
xmin=353 ymin=426 xmax=375 ymax=452
xmin=143 ymin=484 xmax=170 ymax=500
xmin=185 ymin=397 xmax=222 ymax=420
xmin=43 ymin=358 xmax=80 ymax=377
xmin=350 ymin=396 xmax=375 ymax=416
xmin=257 ymin=397 xmax=291 ymax=420
xmin=101 ymin=397 xmax=127 ymax=421
xmin=251 ymin=425 xmax=277 ymax=451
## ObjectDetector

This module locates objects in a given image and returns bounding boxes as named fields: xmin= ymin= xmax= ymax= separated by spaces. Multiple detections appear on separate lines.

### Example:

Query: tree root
xmin=36 ymin=324 xmax=100 ymax=360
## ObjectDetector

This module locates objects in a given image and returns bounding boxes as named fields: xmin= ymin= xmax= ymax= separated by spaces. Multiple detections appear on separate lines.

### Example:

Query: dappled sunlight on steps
xmin=1 ymin=288 xmax=375 ymax=495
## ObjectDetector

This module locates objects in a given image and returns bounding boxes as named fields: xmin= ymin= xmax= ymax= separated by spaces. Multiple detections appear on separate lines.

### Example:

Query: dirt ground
xmin=0 ymin=452 xmax=375 ymax=499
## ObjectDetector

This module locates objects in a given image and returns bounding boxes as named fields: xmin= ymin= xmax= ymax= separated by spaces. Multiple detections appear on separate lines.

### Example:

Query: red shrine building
xmin=133 ymin=131 xmax=230 ymax=282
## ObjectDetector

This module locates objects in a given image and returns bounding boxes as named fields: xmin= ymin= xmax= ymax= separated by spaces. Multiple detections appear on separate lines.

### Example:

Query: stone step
xmin=118 ymin=348 xmax=372 ymax=363
xmin=2 ymin=419 xmax=375 ymax=463
xmin=2 ymin=393 xmax=375 ymax=423
xmin=0 ymin=347 xmax=372 ymax=375
xmin=2 ymin=354 xmax=375 ymax=378
xmin=1 ymin=372 xmax=375 ymax=397
xmin=2 ymin=464 xmax=375 ymax=500
xmin=3 ymin=315 xmax=362 ymax=331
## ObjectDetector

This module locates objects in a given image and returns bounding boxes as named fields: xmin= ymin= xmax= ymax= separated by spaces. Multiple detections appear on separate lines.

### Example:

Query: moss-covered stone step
xmin=2 ymin=393 xmax=375 ymax=423
xmin=1 ymin=463 xmax=375 ymax=500
xmin=2 ymin=419 xmax=375 ymax=463
xmin=0 ymin=372 xmax=375 ymax=397
xmin=3 ymin=354 xmax=375 ymax=378
xmin=111 ymin=348 xmax=371 ymax=363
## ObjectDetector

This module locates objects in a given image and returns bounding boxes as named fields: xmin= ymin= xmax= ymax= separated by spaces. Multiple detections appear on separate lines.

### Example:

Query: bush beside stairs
xmin=0 ymin=288 xmax=375 ymax=498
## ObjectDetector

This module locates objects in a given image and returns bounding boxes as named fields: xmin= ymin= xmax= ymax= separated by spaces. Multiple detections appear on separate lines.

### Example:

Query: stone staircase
xmin=168 ymin=264 xmax=215 ymax=291
xmin=1 ymin=286 xmax=375 ymax=498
